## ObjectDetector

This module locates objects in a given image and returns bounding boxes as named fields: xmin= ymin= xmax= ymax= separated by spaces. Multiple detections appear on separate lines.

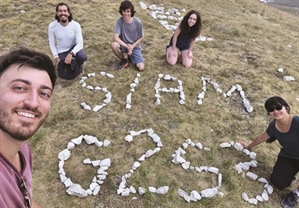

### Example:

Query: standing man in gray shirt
xmin=111 ymin=1 xmax=145 ymax=71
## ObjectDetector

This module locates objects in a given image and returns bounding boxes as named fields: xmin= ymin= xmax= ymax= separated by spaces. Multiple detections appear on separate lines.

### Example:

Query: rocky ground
xmin=266 ymin=0 xmax=299 ymax=16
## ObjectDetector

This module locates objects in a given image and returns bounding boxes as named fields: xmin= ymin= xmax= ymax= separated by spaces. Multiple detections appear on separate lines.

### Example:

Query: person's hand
xmin=64 ymin=53 xmax=72 ymax=64
xmin=187 ymin=50 xmax=193 ymax=59
xmin=126 ymin=44 xmax=133 ymax=55
xmin=55 ymin=57 xmax=60 ymax=66
xmin=168 ymin=47 xmax=177 ymax=57
xmin=238 ymin=141 xmax=250 ymax=149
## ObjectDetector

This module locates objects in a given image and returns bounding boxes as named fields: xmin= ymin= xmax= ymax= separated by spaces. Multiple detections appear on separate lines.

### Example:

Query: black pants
xmin=270 ymin=155 xmax=299 ymax=190
xmin=58 ymin=46 xmax=87 ymax=66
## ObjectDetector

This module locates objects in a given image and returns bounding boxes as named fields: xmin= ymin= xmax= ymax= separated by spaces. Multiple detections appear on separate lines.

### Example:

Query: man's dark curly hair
xmin=55 ymin=2 xmax=73 ymax=22
xmin=119 ymin=1 xmax=136 ymax=17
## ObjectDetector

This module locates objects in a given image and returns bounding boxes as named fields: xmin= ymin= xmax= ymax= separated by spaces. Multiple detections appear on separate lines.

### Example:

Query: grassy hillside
xmin=1 ymin=0 xmax=298 ymax=207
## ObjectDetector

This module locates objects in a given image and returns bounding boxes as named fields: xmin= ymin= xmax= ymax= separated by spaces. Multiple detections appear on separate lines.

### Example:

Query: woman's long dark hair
xmin=179 ymin=10 xmax=202 ymax=40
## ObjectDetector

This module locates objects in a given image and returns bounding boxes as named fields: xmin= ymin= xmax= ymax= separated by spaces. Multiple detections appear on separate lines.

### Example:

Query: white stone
xmin=103 ymin=140 xmax=111 ymax=146
xmin=177 ymin=189 xmax=190 ymax=203
xmin=234 ymin=163 xmax=243 ymax=173
xmin=248 ymin=198 xmax=258 ymax=205
xmin=64 ymin=178 xmax=73 ymax=187
xmin=58 ymin=168 xmax=64 ymax=175
xmin=92 ymin=185 xmax=101 ymax=196
xmin=181 ymin=142 xmax=188 ymax=149
xmin=138 ymin=187 xmax=146 ymax=195
xmin=156 ymin=186 xmax=169 ymax=194
xmin=154 ymin=147 xmax=161 ymax=153
xmin=66 ymin=184 xmax=88 ymax=197
xmin=246 ymin=172 xmax=258 ymax=180
xmin=236 ymin=84 xmax=242 ymax=91
xmin=91 ymin=160 xmax=101 ymax=167
xmin=177 ymin=147 xmax=186 ymax=154
xmin=243 ymin=98 xmax=253 ymax=113
xmin=250 ymin=160 xmax=258 ymax=167
xmin=258 ymin=177 xmax=268 ymax=184
xmin=59 ymin=174 xmax=67 ymax=183
xmin=93 ymin=105 xmax=102 ymax=112
xmin=100 ymin=158 xmax=111 ymax=167
xmin=87 ymin=85 xmax=94 ymax=90
xmin=195 ymin=167 xmax=202 ymax=173
xmin=277 ymin=68 xmax=284 ymax=72
xmin=148 ymin=187 xmax=156 ymax=193
xmin=174 ymin=153 xmax=186 ymax=163
xmin=84 ymin=105 xmax=91 ymax=110
xmin=256 ymin=195 xmax=263 ymax=202
xmin=126 ymin=104 xmax=132 ymax=109
xmin=129 ymin=186 xmax=136 ymax=194
xmin=218 ymin=173 xmax=222 ymax=187
xmin=106 ymin=73 xmax=115 ymax=78
xmin=132 ymin=161 xmax=141 ymax=170
xmin=182 ymin=161 xmax=190 ymax=170
xmin=126 ymin=93 xmax=132 ymax=104
xmin=89 ymin=182 xmax=99 ymax=191
xmin=265 ymin=184 xmax=273 ymax=195
xmin=220 ymin=142 xmax=231 ymax=148
xmin=233 ymin=142 xmax=244 ymax=151
xmin=95 ymin=141 xmax=103 ymax=147
xmin=195 ymin=143 xmax=203 ymax=149
xmin=130 ymin=131 xmax=140 ymax=136
xmin=67 ymin=142 xmax=75 ymax=150
xmin=155 ymin=98 xmax=161 ymax=105
xmin=121 ymin=188 xmax=130 ymax=196
xmin=190 ymin=190 xmax=202 ymax=201
xmin=147 ymin=128 xmax=154 ymax=135
xmin=87 ymin=72 xmax=95 ymax=77
xmin=199 ymin=166 xmax=208 ymax=172
xmin=283 ymin=76 xmax=295 ymax=81
xmin=150 ymin=133 xmax=160 ymax=143
xmin=138 ymin=154 xmax=145 ymax=161
xmin=241 ymin=192 xmax=249 ymax=201
xmin=242 ymin=148 xmax=250 ymax=155
xmin=249 ymin=152 xmax=257 ymax=159
xmin=203 ymin=147 xmax=211 ymax=151
xmin=197 ymin=92 xmax=205 ymax=99
xmin=125 ymin=135 xmax=133 ymax=142
xmin=58 ymin=161 xmax=64 ymax=169
xmin=71 ymin=135 xmax=83 ymax=145
xmin=200 ymin=188 xmax=218 ymax=198
xmin=84 ymin=135 xmax=98 ymax=144
xmin=139 ymin=2 xmax=147 ymax=9
xmin=261 ymin=190 xmax=269 ymax=201
xmin=157 ymin=140 xmax=163 ymax=147
xmin=164 ymin=74 xmax=171 ymax=80
xmin=208 ymin=167 xmax=219 ymax=174
xmin=218 ymin=192 xmax=224 ymax=197
xmin=239 ymin=162 xmax=250 ymax=171
xmin=145 ymin=149 xmax=155 ymax=158
xmin=58 ymin=149 xmax=71 ymax=161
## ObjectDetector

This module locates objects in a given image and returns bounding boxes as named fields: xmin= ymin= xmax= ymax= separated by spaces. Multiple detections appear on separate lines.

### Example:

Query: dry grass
xmin=1 ymin=0 xmax=299 ymax=207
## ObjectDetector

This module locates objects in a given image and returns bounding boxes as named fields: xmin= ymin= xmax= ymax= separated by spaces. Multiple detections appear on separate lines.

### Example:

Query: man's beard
xmin=59 ymin=15 xmax=68 ymax=23
xmin=0 ymin=105 xmax=47 ymax=141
